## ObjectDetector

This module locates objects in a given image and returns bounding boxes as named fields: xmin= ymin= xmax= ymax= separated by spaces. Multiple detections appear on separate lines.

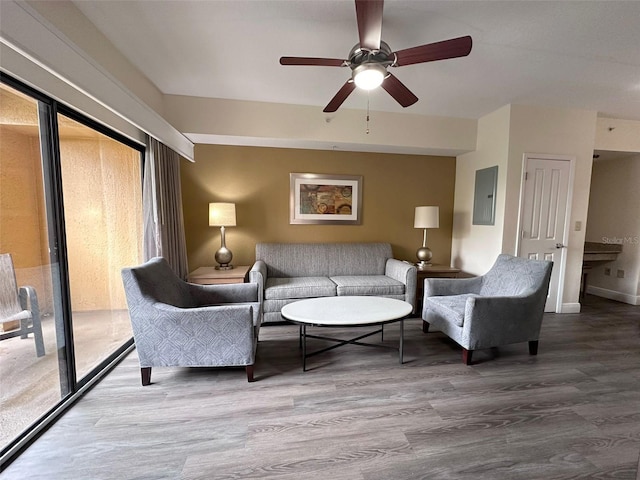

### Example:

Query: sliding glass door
xmin=57 ymin=113 xmax=142 ymax=380
xmin=0 ymin=77 xmax=143 ymax=456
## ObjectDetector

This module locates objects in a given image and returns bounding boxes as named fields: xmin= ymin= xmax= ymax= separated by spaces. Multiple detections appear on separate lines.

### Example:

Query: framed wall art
xmin=289 ymin=173 xmax=362 ymax=225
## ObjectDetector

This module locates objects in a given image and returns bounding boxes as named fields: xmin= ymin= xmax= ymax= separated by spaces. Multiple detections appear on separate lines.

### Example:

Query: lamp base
xmin=215 ymin=245 xmax=233 ymax=270
xmin=416 ymin=261 xmax=433 ymax=269
xmin=416 ymin=246 xmax=433 ymax=267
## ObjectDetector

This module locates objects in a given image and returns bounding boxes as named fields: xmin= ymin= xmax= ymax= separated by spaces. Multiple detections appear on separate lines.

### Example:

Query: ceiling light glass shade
xmin=353 ymin=64 xmax=386 ymax=90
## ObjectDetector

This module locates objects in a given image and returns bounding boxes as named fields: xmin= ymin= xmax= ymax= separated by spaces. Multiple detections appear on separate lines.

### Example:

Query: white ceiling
xmin=72 ymin=0 xmax=640 ymax=121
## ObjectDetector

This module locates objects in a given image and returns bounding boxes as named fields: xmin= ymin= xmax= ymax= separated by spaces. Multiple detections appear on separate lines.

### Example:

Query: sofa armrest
xmin=424 ymin=276 xmax=482 ymax=297
xmin=250 ymin=260 xmax=267 ymax=304
xmin=385 ymin=258 xmax=417 ymax=311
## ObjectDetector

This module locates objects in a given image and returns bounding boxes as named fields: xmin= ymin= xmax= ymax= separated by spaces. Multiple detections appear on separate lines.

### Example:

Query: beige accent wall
xmin=182 ymin=145 xmax=456 ymax=270
xmin=586 ymin=154 xmax=640 ymax=304
xmin=452 ymin=104 xmax=598 ymax=312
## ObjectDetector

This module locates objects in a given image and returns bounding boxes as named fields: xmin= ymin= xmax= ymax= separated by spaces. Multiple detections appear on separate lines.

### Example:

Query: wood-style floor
xmin=2 ymin=295 xmax=639 ymax=479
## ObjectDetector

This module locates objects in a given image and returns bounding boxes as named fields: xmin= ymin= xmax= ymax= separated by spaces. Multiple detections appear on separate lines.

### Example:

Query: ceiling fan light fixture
xmin=353 ymin=63 xmax=386 ymax=90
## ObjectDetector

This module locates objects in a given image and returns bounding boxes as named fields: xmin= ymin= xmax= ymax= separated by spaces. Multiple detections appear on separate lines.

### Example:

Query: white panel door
xmin=519 ymin=156 xmax=572 ymax=312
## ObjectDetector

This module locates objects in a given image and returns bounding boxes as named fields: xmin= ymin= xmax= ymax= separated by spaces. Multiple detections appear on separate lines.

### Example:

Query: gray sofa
xmin=250 ymin=242 xmax=417 ymax=324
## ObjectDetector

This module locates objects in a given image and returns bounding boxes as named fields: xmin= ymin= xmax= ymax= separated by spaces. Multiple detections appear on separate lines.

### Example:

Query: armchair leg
xmin=246 ymin=365 xmax=255 ymax=382
xmin=141 ymin=367 xmax=151 ymax=386
xmin=462 ymin=349 xmax=473 ymax=365
xmin=422 ymin=321 xmax=430 ymax=333
xmin=529 ymin=340 xmax=539 ymax=355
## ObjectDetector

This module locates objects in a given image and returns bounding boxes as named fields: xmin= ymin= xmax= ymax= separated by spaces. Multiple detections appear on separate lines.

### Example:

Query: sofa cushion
xmin=265 ymin=277 xmax=336 ymax=300
xmin=425 ymin=294 xmax=478 ymax=327
xmin=330 ymin=275 xmax=405 ymax=297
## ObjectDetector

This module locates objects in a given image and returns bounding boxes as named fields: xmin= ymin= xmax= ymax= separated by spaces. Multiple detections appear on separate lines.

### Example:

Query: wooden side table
xmin=188 ymin=265 xmax=250 ymax=285
xmin=416 ymin=264 xmax=461 ymax=311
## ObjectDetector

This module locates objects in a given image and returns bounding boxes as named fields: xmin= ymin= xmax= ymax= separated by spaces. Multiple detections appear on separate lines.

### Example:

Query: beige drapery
xmin=143 ymin=137 xmax=189 ymax=279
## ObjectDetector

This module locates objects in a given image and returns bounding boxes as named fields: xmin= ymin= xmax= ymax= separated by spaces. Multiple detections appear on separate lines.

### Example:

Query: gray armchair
xmin=422 ymin=254 xmax=552 ymax=365
xmin=121 ymin=257 xmax=261 ymax=384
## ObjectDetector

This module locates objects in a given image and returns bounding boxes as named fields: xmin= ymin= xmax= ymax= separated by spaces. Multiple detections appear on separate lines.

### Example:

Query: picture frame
xmin=290 ymin=173 xmax=363 ymax=225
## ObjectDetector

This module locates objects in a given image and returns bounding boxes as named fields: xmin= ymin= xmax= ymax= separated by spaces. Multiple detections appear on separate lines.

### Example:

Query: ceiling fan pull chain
xmin=366 ymin=93 xmax=371 ymax=134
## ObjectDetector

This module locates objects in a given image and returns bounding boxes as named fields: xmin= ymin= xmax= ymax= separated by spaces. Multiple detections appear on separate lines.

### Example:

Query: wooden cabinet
xmin=187 ymin=265 xmax=250 ymax=285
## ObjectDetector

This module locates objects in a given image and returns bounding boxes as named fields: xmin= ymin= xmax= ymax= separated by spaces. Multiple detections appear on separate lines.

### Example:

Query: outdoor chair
xmin=0 ymin=253 xmax=45 ymax=357
xmin=121 ymin=257 xmax=261 ymax=385
xmin=422 ymin=254 xmax=552 ymax=364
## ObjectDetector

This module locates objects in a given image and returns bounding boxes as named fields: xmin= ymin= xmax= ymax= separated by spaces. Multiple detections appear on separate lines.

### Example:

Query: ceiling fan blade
xmin=394 ymin=35 xmax=472 ymax=67
xmin=381 ymin=74 xmax=418 ymax=108
xmin=323 ymin=81 xmax=356 ymax=113
xmin=355 ymin=0 xmax=384 ymax=51
xmin=280 ymin=57 xmax=346 ymax=67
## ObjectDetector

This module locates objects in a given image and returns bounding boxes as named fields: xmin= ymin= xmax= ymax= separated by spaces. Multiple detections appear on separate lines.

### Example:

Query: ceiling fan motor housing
xmin=348 ymin=41 xmax=395 ymax=71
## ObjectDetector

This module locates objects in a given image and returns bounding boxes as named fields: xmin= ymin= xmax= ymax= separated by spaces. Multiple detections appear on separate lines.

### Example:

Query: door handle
xmin=555 ymin=243 xmax=567 ymax=249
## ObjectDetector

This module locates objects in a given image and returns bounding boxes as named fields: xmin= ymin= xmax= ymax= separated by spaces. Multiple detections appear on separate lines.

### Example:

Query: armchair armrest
xmin=133 ymin=302 xmax=257 ymax=367
xmin=385 ymin=258 xmax=417 ymax=311
xmin=463 ymin=293 xmax=545 ymax=349
xmin=424 ymin=276 xmax=482 ymax=297
xmin=250 ymin=261 xmax=267 ymax=304
xmin=18 ymin=286 xmax=40 ymax=319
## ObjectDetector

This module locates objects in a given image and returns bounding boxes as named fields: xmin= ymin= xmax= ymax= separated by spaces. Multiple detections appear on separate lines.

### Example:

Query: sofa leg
xmin=246 ymin=365 xmax=255 ymax=382
xmin=422 ymin=321 xmax=430 ymax=333
xmin=141 ymin=367 xmax=151 ymax=386
xmin=529 ymin=340 xmax=539 ymax=355
xmin=462 ymin=349 xmax=473 ymax=365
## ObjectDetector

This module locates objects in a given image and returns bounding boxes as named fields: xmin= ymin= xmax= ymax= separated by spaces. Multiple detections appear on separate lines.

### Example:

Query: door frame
xmin=515 ymin=153 xmax=576 ymax=313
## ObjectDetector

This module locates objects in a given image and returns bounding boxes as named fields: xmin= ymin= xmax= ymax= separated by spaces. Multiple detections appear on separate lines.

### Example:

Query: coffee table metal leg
xmin=302 ymin=325 xmax=307 ymax=372
xmin=399 ymin=319 xmax=404 ymax=364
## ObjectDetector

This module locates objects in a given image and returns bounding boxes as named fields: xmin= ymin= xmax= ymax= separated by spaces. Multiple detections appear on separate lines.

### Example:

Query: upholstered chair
xmin=0 ymin=253 xmax=45 ymax=357
xmin=422 ymin=254 xmax=553 ymax=365
xmin=121 ymin=257 xmax=261 ymax=384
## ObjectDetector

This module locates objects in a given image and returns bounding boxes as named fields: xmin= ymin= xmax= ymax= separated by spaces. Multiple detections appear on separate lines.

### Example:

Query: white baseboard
xmin=586 ymin=286 xmax=640 ymax=306
xmin=559 ymin=303 xmax=581 ymax=314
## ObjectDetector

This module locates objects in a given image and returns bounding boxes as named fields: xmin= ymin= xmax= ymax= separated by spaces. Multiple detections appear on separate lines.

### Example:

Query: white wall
xmin=585 ymin=154 xmax=640 ymax=305
xmin=506 ymin=105 xmax=598 ymax=311
xmin=451 ymin=105 xmax=510 ymax=274
xmin=163 ymin=95 xmax=477 ymax=157
xmin=452 ymin=104 xmax=598 ymax=312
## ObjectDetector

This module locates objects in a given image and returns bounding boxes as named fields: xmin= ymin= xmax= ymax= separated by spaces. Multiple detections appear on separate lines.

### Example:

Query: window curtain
xmin=143 ymin=137 xmax=189 ymax=279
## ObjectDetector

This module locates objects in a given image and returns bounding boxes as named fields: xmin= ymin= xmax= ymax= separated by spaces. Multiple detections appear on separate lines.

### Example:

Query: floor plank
xmin=2 ymin=295 xmax=639 ymax=479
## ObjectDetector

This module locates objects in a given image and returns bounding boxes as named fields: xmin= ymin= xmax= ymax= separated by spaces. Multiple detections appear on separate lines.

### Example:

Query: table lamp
xmin=414 ymin=206 xmax=439 ymax=268
xmin=209 ymin=202 xmax=236 ymax=270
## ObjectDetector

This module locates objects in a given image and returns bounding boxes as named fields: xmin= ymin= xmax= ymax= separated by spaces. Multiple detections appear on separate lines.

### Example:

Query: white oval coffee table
xmin=280 ymin=296 xmax=413 ymax=371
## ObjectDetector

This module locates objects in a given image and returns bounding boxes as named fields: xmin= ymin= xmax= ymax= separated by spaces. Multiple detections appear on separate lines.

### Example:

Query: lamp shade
xmin=414 ymin=206 xmax=439 ymax=229
xmin=209 ymin=202 xmax=236 ymax=227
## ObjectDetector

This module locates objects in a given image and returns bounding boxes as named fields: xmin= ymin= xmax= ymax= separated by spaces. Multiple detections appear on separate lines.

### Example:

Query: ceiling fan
xmin=280 ymin=0 xmax=472 ymax=113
